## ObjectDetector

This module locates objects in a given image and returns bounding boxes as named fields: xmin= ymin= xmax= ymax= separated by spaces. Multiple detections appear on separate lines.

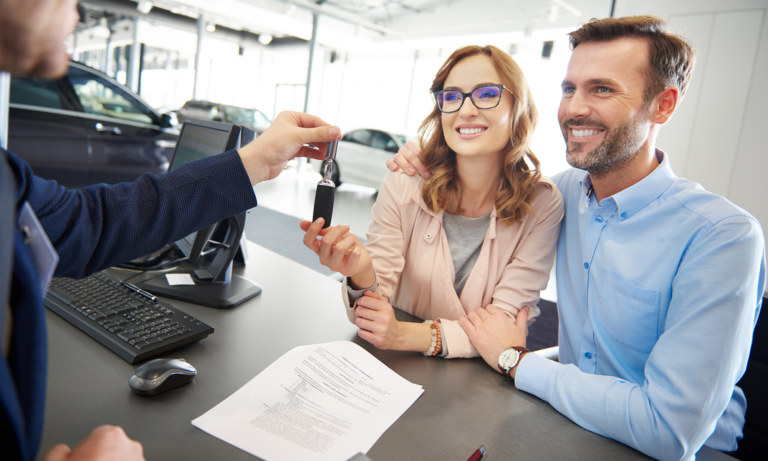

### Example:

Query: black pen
xmin=467 ymin=445 xmax=486 ymax=461
xmin=122 ymin=281 xmax=158 ymax=303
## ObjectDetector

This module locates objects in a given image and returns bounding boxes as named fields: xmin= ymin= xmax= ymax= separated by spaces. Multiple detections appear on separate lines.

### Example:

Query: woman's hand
xmin=354 ymin=291 xmax=406 ymax=350
xmin=300 ymin=218 xmax=373 ymax=281
xmin=355 ymin=291 xmax=434 ymax=352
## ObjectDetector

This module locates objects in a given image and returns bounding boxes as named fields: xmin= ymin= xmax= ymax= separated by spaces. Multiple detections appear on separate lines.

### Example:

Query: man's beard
xmin=562 ymin=111 xmax=649 ymax=177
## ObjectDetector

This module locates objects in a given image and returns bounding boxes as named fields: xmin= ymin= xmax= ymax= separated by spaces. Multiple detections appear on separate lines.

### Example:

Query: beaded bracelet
xmin=422 ymin=319 xmax=443 ymax=356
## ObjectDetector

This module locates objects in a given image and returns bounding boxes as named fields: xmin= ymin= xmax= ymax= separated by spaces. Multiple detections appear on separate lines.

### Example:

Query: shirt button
xmin=595 ymin=216 xmax=603 ymax=222
xmin=584 ymin=262 xmax=589 ymax=270
xmin=621 ymin=212 xmax=627 ymax=218
xmin=426 ymin=233 xmax=433 ymax=239
xmin=584 ymin=352 xmax=593 ymax=359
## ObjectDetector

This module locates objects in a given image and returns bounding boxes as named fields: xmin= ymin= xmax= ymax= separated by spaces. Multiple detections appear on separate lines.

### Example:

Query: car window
xmin=253 ymin=110 xmax=271 ymax=128
xmin=346 ymin=129 xmax=372 ymax=146
xmin=68 ymin=67 xmax=156 ymax=125
xmin=10 ymin=79 xmax=62 ymax=109
xmin=371 ymin=131 xmax=397 ymax=152
xmin=10 ymin=77 xmax=83 ymax=112
xmin=223 ymin=106 xmax=255 ymax=124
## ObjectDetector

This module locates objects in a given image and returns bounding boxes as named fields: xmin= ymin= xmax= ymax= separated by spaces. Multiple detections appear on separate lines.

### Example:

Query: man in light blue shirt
xmin=392 ymin=15 xmax=766 ymax=461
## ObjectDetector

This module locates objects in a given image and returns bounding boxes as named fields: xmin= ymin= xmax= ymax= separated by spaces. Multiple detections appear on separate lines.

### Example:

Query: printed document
xmin=192 ymin=341 xmax=424 ymax=461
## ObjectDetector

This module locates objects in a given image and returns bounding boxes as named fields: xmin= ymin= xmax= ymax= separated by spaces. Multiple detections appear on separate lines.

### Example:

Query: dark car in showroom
xmin=177 ymin=100 xmax=271 ymax=135
xmin=8 ymin=61 xmax=179 ymax=189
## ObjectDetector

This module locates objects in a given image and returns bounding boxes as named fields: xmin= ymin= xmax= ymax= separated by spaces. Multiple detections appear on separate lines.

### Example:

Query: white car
xmin=310 ymin=128 xmax=416 ymax=191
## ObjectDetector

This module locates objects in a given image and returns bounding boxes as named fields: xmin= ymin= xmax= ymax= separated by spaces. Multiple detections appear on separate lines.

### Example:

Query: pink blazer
xmin=342 ymin=170 xmax=564 ymax=358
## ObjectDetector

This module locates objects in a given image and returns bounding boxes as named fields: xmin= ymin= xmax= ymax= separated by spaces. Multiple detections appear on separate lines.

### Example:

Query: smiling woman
xmin=301 ymin=45 xmax=564 ymax=364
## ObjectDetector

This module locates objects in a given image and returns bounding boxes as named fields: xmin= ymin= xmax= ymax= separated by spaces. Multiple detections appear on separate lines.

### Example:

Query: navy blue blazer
xmin=0 ymin=148 xmax=257 ymax=460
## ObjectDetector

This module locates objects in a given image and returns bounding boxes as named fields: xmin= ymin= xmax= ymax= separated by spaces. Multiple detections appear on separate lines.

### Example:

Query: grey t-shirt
xmin=442 ymin=211 xmax=492 ymax=297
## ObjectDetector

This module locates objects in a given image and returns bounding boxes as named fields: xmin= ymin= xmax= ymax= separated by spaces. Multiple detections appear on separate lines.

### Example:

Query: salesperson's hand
xmin=238 ymin=111 xmax=341 ymax=185
xmin=460 ymin=305 xmax=530 ymax=377
xmin=43 ymin=425 xmax=144 ymax=461
xmin=386 ymin=140 xmax=431 ymax=179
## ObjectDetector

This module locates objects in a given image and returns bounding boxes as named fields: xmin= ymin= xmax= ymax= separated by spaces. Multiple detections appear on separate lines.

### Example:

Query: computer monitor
xmin=170 ymin=120 xmax=241 ymax=263
xmin=135 ymin=119 xmax=262 ymax=308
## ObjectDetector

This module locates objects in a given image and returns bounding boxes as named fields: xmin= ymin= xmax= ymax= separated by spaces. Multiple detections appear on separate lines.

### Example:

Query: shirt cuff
xmin=346 ymin=274 xmax=379 ymax=306
xmin=514 ymin=351 xmax=562 ymax=402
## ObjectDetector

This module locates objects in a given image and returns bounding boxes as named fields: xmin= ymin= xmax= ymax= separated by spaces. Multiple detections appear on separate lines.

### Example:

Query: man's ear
xmin=651 ymin=86 xmax=679 ymax=125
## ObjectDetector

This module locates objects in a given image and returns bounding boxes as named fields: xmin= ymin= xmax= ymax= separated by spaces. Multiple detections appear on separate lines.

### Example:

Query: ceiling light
xmin=258 ymin=34 xmax=273 ymax=45
xmin=92 ymin=17 xmax=111 ymax=39
xmin=206 ymin=22 xmax=216 ymax=32
xmin=136 ymin=1 xmax=153 ymax=15
xmin=547 ymin=4 xmax=559 ymax=22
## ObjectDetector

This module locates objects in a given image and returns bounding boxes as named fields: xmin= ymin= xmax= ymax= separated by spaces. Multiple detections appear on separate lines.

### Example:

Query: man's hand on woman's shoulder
xmin=386 ymin=141 xmax=431 ymax=179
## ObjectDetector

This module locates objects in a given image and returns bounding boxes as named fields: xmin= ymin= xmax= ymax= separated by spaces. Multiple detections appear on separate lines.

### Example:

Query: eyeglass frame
xmin=433 ymin=84 xmax=514 ymax=113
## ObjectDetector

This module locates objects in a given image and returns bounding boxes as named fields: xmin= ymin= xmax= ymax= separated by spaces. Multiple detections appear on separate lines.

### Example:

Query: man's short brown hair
xmin=568 ymin=15 xmax=696 ymax=103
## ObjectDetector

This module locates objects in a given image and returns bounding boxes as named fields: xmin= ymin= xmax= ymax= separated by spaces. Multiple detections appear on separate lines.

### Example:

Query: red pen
xmin=467 ymin=445 xmax=486 ymax=461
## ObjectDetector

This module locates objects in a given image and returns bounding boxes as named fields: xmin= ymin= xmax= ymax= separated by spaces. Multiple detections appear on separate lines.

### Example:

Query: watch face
xmin=498 ymin=348 xmax=520 ymax=370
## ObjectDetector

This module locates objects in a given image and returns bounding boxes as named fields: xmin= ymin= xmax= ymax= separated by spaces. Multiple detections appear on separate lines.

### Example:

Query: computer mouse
xmin=129 ymin=358 xmax=196 ymax=396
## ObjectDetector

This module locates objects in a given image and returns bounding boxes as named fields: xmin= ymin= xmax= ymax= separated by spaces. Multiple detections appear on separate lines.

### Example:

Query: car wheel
xmin=319 ymin=160 xmax=341 ymax=187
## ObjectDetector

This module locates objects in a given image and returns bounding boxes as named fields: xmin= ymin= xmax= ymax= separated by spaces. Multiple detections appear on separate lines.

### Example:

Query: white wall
xmin=616 ymin=0 xmax=768 ymax=260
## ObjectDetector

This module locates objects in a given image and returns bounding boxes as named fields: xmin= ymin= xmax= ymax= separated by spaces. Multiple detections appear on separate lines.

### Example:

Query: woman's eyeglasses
xmin=433 ymin=84 xmax=512 ymax=113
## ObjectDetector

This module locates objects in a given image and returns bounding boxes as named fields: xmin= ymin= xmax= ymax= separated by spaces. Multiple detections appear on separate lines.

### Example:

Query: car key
xmin=312 ymin=139 xmax=339 ymax=229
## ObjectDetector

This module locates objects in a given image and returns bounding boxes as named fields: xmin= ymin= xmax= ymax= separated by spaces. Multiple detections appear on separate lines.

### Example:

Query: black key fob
xmin=312 ymin=139 xmax=339 ymax=229
xmin=313 ymin=181 xmax=335 ymax=229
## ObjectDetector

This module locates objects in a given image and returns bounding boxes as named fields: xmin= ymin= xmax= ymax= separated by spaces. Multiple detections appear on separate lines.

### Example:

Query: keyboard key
xmin=118 ymin=332 xmax=136 ymax=342
xmin=96 ymin=307 xmax=115 ymax=318
xmin=144 ymin=337 xmax=159 ymax=346
xmin=48 ymin=288 xmax=75 ymax=305
xmin=111 ymin=305 xmax=133 ymax=315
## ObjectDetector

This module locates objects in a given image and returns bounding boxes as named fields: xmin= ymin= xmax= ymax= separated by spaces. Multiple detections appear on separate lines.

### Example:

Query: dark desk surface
xmin=39 ymin=242 xmax=733 ymax=460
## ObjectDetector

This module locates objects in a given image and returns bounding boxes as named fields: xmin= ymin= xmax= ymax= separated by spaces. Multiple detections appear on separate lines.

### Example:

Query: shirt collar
xmin=579 ymin=149 xmax=675 ymax=220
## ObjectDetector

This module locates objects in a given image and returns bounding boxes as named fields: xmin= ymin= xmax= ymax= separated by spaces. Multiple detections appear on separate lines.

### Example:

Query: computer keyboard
xmin=45 ymin=272 xmax=214 ymax=364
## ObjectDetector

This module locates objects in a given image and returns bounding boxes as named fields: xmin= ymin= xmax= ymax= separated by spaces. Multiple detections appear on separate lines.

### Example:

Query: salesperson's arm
xmin=7 ymin=112 xmax=339 ymax=279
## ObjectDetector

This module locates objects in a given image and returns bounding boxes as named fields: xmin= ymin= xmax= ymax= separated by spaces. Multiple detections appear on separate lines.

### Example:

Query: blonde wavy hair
xmin=419 ymin=45 xmax=541 ymax=225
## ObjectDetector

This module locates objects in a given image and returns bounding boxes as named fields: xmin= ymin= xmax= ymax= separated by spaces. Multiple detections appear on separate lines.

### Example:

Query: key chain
xmin=312 ymin=139 xmax=339 ymax=229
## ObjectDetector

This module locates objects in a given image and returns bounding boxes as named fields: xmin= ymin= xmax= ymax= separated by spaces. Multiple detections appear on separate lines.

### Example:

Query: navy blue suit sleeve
xmin=5 ymin=148 xmax=257 ymax=278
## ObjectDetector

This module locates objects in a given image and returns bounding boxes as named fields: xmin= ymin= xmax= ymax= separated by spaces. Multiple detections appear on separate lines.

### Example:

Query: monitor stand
xmin=135 ymin=213 xmax=262 ymax=309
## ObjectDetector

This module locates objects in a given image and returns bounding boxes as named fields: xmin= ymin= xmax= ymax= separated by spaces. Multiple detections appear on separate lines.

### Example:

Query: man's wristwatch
xmin=498 ymin=346 xmax=530 ymax=378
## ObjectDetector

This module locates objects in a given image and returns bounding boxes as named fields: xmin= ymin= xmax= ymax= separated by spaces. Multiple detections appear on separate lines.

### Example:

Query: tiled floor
xmin=252 ymin=162 xmax=557 ymax=303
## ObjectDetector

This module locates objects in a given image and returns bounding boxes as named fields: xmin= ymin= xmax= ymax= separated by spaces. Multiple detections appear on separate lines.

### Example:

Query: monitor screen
xmin=168 ymin=119 xmax=241 ymax=260
xmin=169 ymin=121 xmax=234 ymax=171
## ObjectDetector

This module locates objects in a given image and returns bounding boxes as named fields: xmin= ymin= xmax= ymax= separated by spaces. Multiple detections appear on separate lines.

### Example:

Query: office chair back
xmin=733 ymin=296 xmax=767 ymax=460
